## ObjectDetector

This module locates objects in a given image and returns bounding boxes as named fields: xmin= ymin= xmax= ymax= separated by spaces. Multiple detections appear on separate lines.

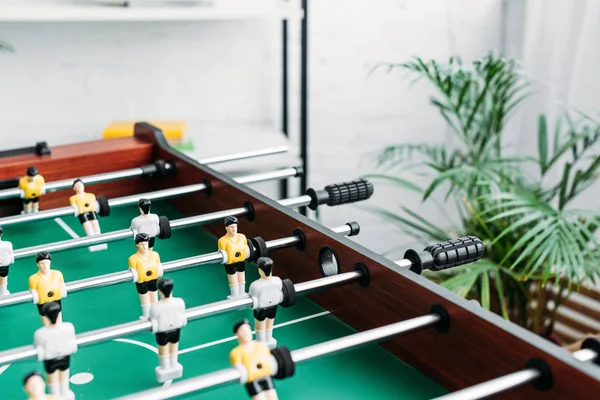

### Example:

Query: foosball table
xmin=0 ymin=123 xmax=599 ymax=399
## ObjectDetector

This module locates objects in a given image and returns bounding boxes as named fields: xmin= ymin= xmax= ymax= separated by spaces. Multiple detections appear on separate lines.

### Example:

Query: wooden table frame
xmin=0 ymin=122 xmax=598 ymax=399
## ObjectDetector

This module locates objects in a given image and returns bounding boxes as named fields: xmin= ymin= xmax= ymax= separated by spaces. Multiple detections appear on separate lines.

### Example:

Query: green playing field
xmin=0 ymin=201 xmax=447 ymax=399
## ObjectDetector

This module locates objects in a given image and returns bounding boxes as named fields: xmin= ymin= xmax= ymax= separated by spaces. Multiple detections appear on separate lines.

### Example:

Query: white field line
xmin=54 ymin=218 xmax=80 ymax=239
xmin=0 ymin=364 xmax=10 ymax=376
xmin=113 ymin=338 xmax=158 ymax=354
xmin=178 ymin=311 xmax=330 ymax=355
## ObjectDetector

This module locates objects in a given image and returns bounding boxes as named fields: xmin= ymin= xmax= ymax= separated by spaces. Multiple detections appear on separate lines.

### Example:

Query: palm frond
xmin=0 ymin=42 xmax=14 ymax=52
xmin=422 ymin=158 xmax=530 ymax=201
xmin=438 ymin=258 xmax=507 ymax=313
xmin=375 ymin=144 xmax=458 ymax=170
xmin=486 ymin=191 xmax=600 ymax=284
xmin=360 ymin=205 xmax=449 ymax=242
xmin=359 ymin=173 xmax=423 ymax=194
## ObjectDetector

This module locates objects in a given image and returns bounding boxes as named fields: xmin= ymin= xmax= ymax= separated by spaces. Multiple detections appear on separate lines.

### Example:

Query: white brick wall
xmin=0 ymin=0 xmax=504 ymax=257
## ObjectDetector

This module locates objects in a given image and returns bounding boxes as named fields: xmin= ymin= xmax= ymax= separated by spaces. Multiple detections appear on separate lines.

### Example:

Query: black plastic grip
xmin=293 ymin=166 xmax=304 ymax=177
xmin=424 ymin=236 xmax=484 ymax=271
xmin=346 ymin=221 xmax=361 ymax=236
xmin=281 ymin=279 xmax=297 ymax=308
xmin=526 ymin=358 xmax=553 ymax=391
xmin=248 ymin=237 xmax=268 ymax=262
xmin=306 ymin=179 xmax=374 ymax=210
xmin=324 ymin=179 xmax=373 ymax=206
xmin=97 ymin=196 xmax=110 ymax=217
xmin=157 ymin=216 xmax=171 ymax=239
xmin=271 ymin=346 xmax=295 ymax=379
xmin=141 ymin=160 xmax=173 ymax=178
xmin=405 ymin=236 xmax=484 ymax=274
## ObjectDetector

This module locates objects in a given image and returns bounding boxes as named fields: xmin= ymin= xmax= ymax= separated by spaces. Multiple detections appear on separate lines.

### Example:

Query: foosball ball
xmin=0 ymin=123 xmax=599 ymax=399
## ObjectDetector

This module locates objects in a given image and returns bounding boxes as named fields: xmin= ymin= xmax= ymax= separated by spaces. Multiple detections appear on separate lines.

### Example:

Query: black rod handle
xmin=306 ymin=179 xmax=374 ymax=210
xmin=404 ymin=236 xmax=485 ymax=274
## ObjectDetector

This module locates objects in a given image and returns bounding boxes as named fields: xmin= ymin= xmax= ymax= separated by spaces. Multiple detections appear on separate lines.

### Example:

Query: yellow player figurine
xmin=230 ymin=320 xmax=279 ymax=400
xmin=18 ymin=166 xmax=46 ymax=214
xmin=128 ymin=233 xmax=163 ymax=320
xmin=69 ymin=179 xmax=106 ymax=252
xmin=33 ymin=302 xmax=78 ymax=399
xmin=0 ymin=227 xmax=14 ymax=296
xmin=22 ymin=372 xmax=59 ymax=400
xmin=149 ymin=277 xmax=187 ymax=383
xmin=218 ymin=216 xmax=249 ymax=299
xmin=29 ymin=252 xmax=67 ymax=327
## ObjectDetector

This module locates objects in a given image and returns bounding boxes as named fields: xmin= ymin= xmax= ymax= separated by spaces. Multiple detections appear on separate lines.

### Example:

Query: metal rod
xmin=432 ymin=348 xmax=599 ymax=400
xmin=279 ymin=1 xmax=290 ymax=202
xmin=0 ymin=167 xmax=156 ymax=201
xmin=394 ymin=259 xmax=413 ymax=269
xmin=0 ymin=168 xmax=298 ymax=227
xmin=13 ymin=192 xmax=314 ymax=260
xmin=292 ymin=314 xmax=440 ymax=363
xmin=281 ymin=17 xmax=289 ymax=140
xmin=13 ymin=229 xmax=134 ymax=259
xmin=197 ymin=146 xmax=288 ymax=165
xmin=261 ymin=236 xmax=300 ymax=252
xmin=168 ymin=207 xmax=249 ymax=230
xmin=234 ymin=167 xmax=298 ymax=185
xmin=114 ymin=314 xmax=440 ymax=400
xmin=185 ymin=297 xmax=253 ymax=321
xmin=294 ymin=271 xmax=362 ymax=296
xmin=278 ymin=194 xmax=311 ymax=208
xmin=0 ymin=224 xmax=352 ymax=309
xmin=0 ymin=251 xmax=362 ymax=366
xmin=0 ymin=148 xmax=292 ymax=201
xmin=77 ymin=320 xmax=152 ymax=348
xmin=432 ymin=369 xmax=541 ymax=400
xmin=118 ymin=368 xmax=242 ymax=400
xmin=299 ymin=0 xmax=308 ymax=216
xmin=107 ymin=184 xmax=208 ymax=207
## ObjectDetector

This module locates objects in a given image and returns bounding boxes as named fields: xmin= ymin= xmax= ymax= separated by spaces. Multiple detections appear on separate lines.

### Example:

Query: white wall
xmin=0 ymin=0 xmax=505 ymax=258
xmin=308 ymin=0 xmax=504 ymax=257
xmin=0 ymin=19 xmax=280 ymax=146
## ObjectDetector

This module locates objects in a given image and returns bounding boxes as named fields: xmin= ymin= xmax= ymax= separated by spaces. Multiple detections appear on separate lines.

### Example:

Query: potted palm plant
xmin=365 ymin=53 xmax=600 ymax=340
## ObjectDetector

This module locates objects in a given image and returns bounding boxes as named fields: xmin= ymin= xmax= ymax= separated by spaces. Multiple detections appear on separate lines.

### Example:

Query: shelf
xmin=0 ymin=0 xmax=303 ymax=22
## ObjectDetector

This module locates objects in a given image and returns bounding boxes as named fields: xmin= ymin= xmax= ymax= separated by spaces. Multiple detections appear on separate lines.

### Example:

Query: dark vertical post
xmin=280 ymin=14 xmax=289 ymax=200
xmin=299 ymin=0 xmax=308 ymax=216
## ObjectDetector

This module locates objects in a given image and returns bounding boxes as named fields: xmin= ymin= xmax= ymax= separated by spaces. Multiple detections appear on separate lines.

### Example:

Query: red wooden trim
xmin=0 ymin=137 xmax=155 ymax=216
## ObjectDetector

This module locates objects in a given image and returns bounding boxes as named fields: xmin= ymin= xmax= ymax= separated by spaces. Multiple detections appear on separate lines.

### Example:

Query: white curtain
xmin=505 ymin=0 xmax=600 ymax=190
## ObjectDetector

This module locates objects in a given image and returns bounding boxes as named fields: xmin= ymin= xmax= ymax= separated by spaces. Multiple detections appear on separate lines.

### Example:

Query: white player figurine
xmin=130 ymin=198 xmax=160 ymax=250
xmin=149 ymin=277 xmax=187 ymax=383
xmin=33 ymin=301 xmax=78 ymax=400
xmin=0 ymin=227 xmax=14 ymax=296
xmin=248 ymin=257 xmax=284 ymax=349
